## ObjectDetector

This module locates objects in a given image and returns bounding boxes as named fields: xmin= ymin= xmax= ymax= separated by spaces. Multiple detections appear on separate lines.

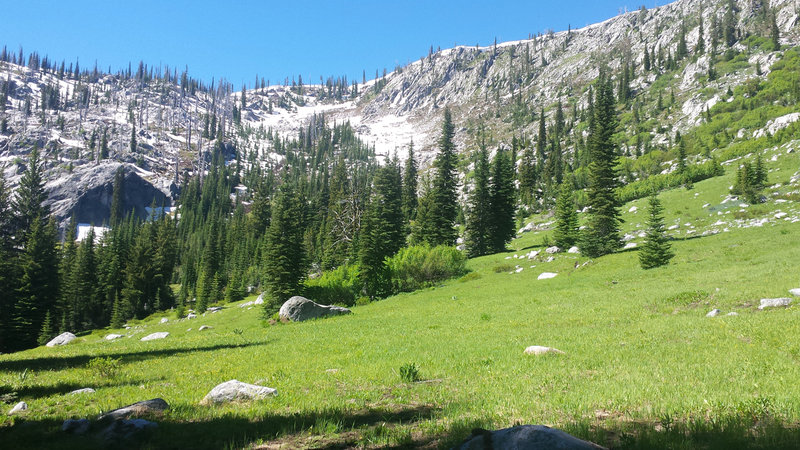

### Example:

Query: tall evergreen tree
xmin=581 ymin=74 xmax=622 ymax=258
xmin=110 ymin=167 xmax=124 ymax=227
xmin=464 ymin=146 xmax=492 ymax=257
xmin=359 ymin=161 xmax=404 ymax=298
xmin=488 ymin=148 xmax=516 ymax=253
xmin=262 ymin=178 xmax=307 ymax=311
xmin=416 ymin=108 xmax=458 ymax=246
xmin=13 ymin=145 xmax=49 ymax=245
xmin=517 ymin=136 xmax=537 ymax=207
xmin=13 ymin=216 xmax=59 ymax=350
xmin=402 ymin=140 xmax=418 ymax=224
xmin=639 ymin=193 xmax=674 ymax=269
xmin=553 ymin=182 xmax=579 ymax=250
xmin=696 ymin=14 xmax=706 ymax=54
xmin=0 ymin=173 xmax=15 ymax=351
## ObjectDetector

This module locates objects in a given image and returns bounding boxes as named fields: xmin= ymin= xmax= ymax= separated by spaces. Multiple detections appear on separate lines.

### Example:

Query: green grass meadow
xmin=1 ymin=147 xmax=800 ymax=449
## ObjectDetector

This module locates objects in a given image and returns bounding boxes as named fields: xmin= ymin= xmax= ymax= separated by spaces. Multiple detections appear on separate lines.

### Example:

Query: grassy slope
xmin=1 ymin=147 xmax=799 ymax=449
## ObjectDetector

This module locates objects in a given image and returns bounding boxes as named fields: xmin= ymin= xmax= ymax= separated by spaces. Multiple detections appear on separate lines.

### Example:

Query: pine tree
xmin=639 ymin=193 xmax=674 ymax=269
xmin=677 ymin=139 xmax=687 ymax=175
xmin=0 ymin=173 xmax=15 ymax=351
xmin=696 ymin=14 xmax=706 ymax=54
xmin=517 ymin=137 xmax=537 ymax=207
xmin=416 ymin=108 xmax=458 ymax=246
xmin=359 ymin=161 xmax=404 ymax=298
xmin=110 ymin=167 xmax=124 ymax=227
xmin=110 ymin=293 xmax=125 ymax=328
xmin=13 ymin=216 xmax=59 ymax=350
xmin=262 ymin=178 xmax=307 ymax=311
xmin=130 ymin=125 xmax=137 ymax=153
xmin=37 ymin=309 xmax=54 ymax=346
xmin=581 ymin=74 xmax=622 ymax=258
xmin=13 ymin=145 xmax=49 ymax=245
xmin=771 ymin=12 xmax=780 ymax=51
xmin=464 ymin=147 xmax=492 ymax=257
xmin=676 ymin=22 xmax=688 ymax=60
xmin=488 ymin=148 xmax=516 ymax=253
xmin=753 ymin=153 xmax=767 ymax=189
xmin=723 ymin=0 xmax=737 ymax=47
xmin=553 ymin=182 xmax=579 ymax=250
xmin=402 ymin=140 xmax=418 ymax=224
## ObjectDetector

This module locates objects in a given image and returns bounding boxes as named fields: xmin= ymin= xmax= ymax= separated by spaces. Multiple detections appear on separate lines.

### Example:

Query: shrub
xmin=87 ymin=357 xmax=121 ymax=378
xmin=399 ymin=363 xmax=421 ymax=383
xmin=386 ymin=245 xmax=467 ymax=293
xmin=303 ymin=264 xmax=362 ymax=307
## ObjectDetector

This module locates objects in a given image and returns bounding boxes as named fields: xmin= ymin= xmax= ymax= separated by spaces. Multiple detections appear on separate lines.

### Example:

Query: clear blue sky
xmin=0 ymin=0 xmax=663 ymax=89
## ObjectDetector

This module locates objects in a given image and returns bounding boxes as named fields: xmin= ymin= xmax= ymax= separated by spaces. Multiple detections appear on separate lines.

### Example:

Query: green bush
xmin=303 ymin=264 xmax=362 ymax=307
xmin=399 ymin=362 xmax=421 ymax=383
xmin=87 ymin=356 xmax=121 ymax=378
xmin=386 ymin=245 xmax=468 ymax=293
xmin=617 ymin=159 xmax=724 ymax=204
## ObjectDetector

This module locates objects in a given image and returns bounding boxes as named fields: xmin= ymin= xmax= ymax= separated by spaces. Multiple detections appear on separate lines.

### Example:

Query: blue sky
xmin=0 ymin=1 xmax=660 ymax=88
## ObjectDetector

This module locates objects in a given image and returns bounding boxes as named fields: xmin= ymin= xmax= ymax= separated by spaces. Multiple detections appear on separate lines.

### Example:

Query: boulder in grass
xmin=199 ymin=325 xmax=212 ymax=331
xmin=524 ymin=346 xmax=564 ymax=356
xmin=98 ymin=398 xmax=169 ymax=422
xmin=789 ymin=288 xmax=800 ymax=297
xmin=62 ymin=418 xmax=90 ymax=435
xmin=278 ymin=296 xmax=351 ymax=322
xmin=455 ymin=425 xmax=606 ymax=450
xmin=46 ymin=332 xmax=76 ymax=347
xmin=140 ymin=332 xmax=169 ymax=341
xmin=706 ymin=309 xmax=721 ymax=317
xmin=567 ymin=246 xmax=579 ymax=254
xmin=545 ymin=246 xmax=560 ymax=254
xmin=200 ymin=380 xmax=277 ymax=405
xmin=538 ymin=272 xmax=558 ymax=280
xmin=104 ymin=334 xmax=123 ymax=341
xmin=8 ymin=401 xmax=27 ymax=415
xmin=159 ymin=318 xmax=168 ymax=324
xmin=758 ymin=298 xmax=792 ymax=309
xmin=254 ymin=293 xmax=265 ymax=305
xmin=70 ymin=388 xmax=96 ymax=395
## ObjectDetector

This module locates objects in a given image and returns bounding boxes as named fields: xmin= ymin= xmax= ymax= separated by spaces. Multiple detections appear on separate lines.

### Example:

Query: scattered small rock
xmin=98 ymin=398 xmax=169 ymax=422
xmin=254 ymin=294 xmax=265 ymax=305
xmin=8 ymin=401 xmax=27 ymax=415
xmin=545 ymin=246 xmax=560 ymax=254
xmin=104 ymin=334 xmax=123 ymax=341
xmin=567 ymin=246 xmax=579 ymax=254
xmin=514 ymin=267 xmax=524 ymax=273
xmin=455 ymin=425 xmax=605 ymax=450
xmin=200 ymin=380 xmax=277 ymax=405
xmin=624 ymin=242 xmax=637 ymax=249
xmin=186 ymin=313 xmax=197 ymax=319
xmin=159 ymin=318 xmax=168 ymax=324
xmin=278 ymin=296 xmax=351 ymax=322
xmin=537 ymin=272 xmax=558 ymax=280
xmin=789 ymin=288 xmax=800 ymax=297
xmin=62 ymin=418 xmax=90 ymax=435
xmin=140 ymin=332 xmax=169 ymax=341
xmin=46 ymin=332 xmax=76 ymax=347
xmin=758 ymin=298 xmax=792 ymax=309
xmin=524 ymin=346 xmax=564 ymax=356
xmin=629 ymin=206 xmax=638 ymax=213
xmin=198 ymin=325 xmax=212 ymax=331
xmin=207 ymin=306 xmax=222 ymax=313
xmin=70 ymin=388 xmax=96 ymax=395
xmin=726 ymin=312 xmax=739 ymax=316
xmin=706 ymin=309 xmax=721 ymax=317
xmin=526 ymin=250 xmax=540 ymax=259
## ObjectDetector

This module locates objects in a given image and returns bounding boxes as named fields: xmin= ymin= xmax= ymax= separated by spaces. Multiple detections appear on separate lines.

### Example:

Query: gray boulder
xmin=278 ymin=296 xmax=351 ymax=322
xmin=99 ymin=418 xmax=158 ymax=441
xmin=200 ymin=380 xmax=277 ymax=405
xmin=254 ymin=293 xmax=265 ymax=305
xmin=706 ymin=309 xmax=721 ymax=317
xmin=62 ymin=418 xmax=90 ymax=434
xmin=456 ymin=425 xmax=606 ymax=449
xmin=104 ymin=334 xmax=123 ymax=341
xmin=140 ymin=332 xmax=169 ymax=341
xmin=98 ymin=398 xmax=169 ymax=422
xmin=789 ymin=288 xmax=800 ymax=297
xmin=758 ymin=298 xmax=792 ymax=309
xmin=70 ymin=388 xmax=96 ymax=395
xmin=46 ymin=332 xmax=76 ymax=347
xmin=8 ymin=401 xmax=27 ymax=415
xmin=199 ymin=325 xmax=212 ymax=331
xmin=524 ymin=346 xmax=564 ymax=356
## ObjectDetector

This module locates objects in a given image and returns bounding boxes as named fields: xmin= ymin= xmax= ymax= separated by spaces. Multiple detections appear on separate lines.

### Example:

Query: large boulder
xmin=200 ymin=380 xmax=277 ymax=405
xmin=789 ymin=288 xmax=800 ymax=297
xmin=758 ymin=298 xmax=792 ymax=309
xmin=98 ymin=398 xmax=169 ymax=422
xmin=8 ymin=401 xmax=27 ymax=415
xmin=538 ymin=272 xmax=558 ymax=280
xmin=524 ymin=346 xmax=565 ymax=356
xmin=140 ymin=332 xmax=169 ymax=341
xmin=46 ymin=332 xmax=76 ymax=347
xmin=456 ymin=425 xmax=606 ymax=449
xmin=279 ymin=296 xmax=351 ymax=322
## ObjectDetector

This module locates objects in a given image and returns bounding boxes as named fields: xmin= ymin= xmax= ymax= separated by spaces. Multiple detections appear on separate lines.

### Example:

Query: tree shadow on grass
xmin=0 ymin=341 xmax=268 ymax=373
xmin=0 ymin=375 xmax=165 ymax=400
xmin=0 ymin=403 xmax=440 ymax=450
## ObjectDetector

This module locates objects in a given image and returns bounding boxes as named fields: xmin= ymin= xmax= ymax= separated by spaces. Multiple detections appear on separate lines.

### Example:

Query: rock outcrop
xmin=46 ymin=332 xmax=76 ymax=347
xmin=200 ymin=380 xmax=277 ymax=405
xmin=278 ymin=296 xmax=351 ymax=322
xmin=140 ymin=332 xmax=169 ymax=341
xmin=98 ymin=398 xmax=169 ymax=422
xmin=455 ymin=425 xmax=606 ymax=449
